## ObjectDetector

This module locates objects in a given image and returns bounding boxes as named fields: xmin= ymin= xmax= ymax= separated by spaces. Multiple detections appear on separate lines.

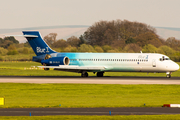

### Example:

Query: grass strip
xmin=0 ymin=83 xmax=180 ymax=108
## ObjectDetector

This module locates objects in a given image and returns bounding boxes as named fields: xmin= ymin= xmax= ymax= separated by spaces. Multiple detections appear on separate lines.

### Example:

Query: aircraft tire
xmin=97 ymin=72 xmax=104 ymax=77
xmin=85 ymin=72 xmax=88 ymax=77
xmin=81 ymin=72 xmax=88 ymax=77
xmin=166 ymin=74 xmax=171 ymax=78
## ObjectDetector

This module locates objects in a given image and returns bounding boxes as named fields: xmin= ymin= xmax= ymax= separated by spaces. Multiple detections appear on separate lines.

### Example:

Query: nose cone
xmin=166 ymin=62 xmax=179 ymax=72
xmin=171 ymin=62 xmax=179 ymax=71
xmin=175 ymin=63 xmax=180 ymax=71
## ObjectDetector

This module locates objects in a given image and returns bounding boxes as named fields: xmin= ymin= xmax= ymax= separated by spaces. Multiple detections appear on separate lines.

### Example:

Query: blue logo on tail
xmin=23 ymin=31 xmax=56 ymax=56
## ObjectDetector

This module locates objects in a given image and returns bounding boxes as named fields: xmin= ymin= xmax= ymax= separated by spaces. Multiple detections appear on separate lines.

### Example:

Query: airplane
xmin=12 ymin=31 xmax=180 ymax=78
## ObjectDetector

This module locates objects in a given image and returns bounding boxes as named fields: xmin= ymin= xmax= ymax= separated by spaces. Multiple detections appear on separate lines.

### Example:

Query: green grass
xmin=1 ymin=115 xmax=180 ymax=120
xmin=1 ymin=54 xmax=35 ymax=61
xmin=0 ymin=83 xmax=180 ymax=108
xmin=0 ymin=61 xmax=179 ymax=77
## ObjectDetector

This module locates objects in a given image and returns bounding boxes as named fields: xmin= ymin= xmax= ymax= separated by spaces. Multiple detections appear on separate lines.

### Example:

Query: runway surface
xmin=0 ymin=107 xmax=180 ymax=116
xmin=0 ymin=76 xmax=180 ymax=84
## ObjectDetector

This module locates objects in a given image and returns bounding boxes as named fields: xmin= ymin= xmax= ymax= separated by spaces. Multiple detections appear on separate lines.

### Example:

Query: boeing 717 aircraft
xmin=14 ymin=31 xmax=180 ymax=78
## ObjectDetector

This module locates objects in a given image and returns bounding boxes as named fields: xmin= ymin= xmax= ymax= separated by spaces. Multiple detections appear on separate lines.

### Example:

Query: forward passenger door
xmin=152 ymin=59 xmax=156 ymax=67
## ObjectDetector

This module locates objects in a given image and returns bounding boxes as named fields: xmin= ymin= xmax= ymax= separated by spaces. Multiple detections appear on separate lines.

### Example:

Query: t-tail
xmin=23 ymin=31 xmax=56 ymax=56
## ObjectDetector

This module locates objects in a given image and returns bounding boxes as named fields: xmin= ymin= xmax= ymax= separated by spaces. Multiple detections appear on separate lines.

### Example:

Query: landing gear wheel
xmin=166 ymin=72 xmax=171 ymax=78
xmin=166 ymin=74 xmax=171 ymax=78
xmin=81 ymin=72 xmax=88 ymax=77
xmin=97 ymin=72 xmax=104 ymax=77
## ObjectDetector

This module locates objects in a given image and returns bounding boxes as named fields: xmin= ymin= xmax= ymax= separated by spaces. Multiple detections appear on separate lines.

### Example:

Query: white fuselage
xmin=49 ymin=52 xmax=179 ymax=73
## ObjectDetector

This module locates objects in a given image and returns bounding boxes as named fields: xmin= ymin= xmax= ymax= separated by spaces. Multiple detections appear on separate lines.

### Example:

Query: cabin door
xmin=152 ymin=59 xmax=156 ymax=67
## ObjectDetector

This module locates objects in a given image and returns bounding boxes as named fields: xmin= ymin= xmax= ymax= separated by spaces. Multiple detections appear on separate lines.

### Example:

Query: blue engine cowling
xmin=41 ymin=56 xmax=70 ymax=66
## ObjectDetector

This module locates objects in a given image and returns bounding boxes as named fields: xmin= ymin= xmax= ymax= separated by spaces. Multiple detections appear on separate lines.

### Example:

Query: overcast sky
xmin=0 ymin=0 xmax=180 ymax=29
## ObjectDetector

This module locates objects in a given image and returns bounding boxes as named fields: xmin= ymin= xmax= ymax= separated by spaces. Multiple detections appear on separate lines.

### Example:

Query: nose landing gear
xmin=166 ymin=72 xmax=171 ymax=78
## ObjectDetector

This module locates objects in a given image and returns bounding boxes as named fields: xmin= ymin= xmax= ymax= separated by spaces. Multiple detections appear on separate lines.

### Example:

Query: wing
xmin=38 ymin=65 xmax=106 ymax=72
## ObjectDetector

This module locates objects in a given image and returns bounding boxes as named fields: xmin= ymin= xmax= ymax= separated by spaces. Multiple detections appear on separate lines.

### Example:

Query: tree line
xmin=0 ymin=19 xmax=180 ymax=61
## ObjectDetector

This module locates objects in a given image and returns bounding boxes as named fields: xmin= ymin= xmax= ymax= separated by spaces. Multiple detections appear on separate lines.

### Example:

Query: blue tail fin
xmin=23 ymin=31 xmax=56 ymax=56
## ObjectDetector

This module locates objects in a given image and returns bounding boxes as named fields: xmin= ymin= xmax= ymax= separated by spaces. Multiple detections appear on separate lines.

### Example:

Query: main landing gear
xmin=81 ymin=72 xmax=104 ymax=77
xmin=97 ymin=72 xmax=104 ymax=77
xmin=81 ymin=72 xmax=88 ymax=77
xmin=166 ymin=72 xmax=171 ymax=78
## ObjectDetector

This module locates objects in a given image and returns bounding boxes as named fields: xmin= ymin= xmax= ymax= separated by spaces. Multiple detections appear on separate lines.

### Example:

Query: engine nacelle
xmin=41 ymin=56 xmax=70 ymax=66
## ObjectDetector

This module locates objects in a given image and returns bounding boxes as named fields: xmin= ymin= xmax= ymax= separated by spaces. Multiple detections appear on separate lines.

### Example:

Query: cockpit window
xmin=159 ymin=56 xmax=170 ymax=61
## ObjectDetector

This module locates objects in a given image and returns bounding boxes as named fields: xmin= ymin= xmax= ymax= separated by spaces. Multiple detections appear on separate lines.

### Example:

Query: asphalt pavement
xmin=0 ymin=107 xmax=180 ymax=116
